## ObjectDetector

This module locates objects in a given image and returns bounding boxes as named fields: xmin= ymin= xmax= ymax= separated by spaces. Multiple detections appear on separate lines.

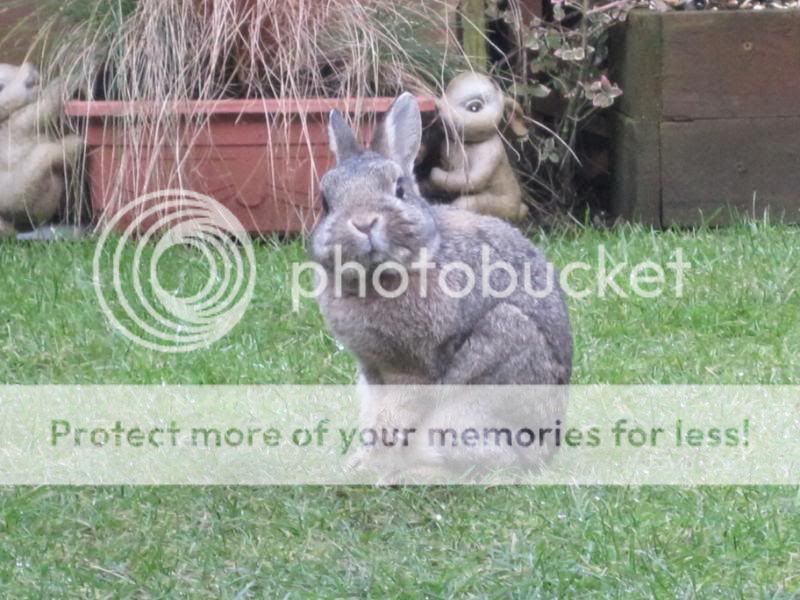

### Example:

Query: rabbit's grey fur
xmin=311 ymin=94 xmax=572 ymax=387
xmin=310 ymin=94 xmax=572 ymax=483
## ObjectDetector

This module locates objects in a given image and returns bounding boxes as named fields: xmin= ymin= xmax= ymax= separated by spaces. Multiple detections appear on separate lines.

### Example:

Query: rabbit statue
xmin=428 ymin=72 xmax=530 ymax=222
xmin=0 ymin=63 xmax=82 ymax=236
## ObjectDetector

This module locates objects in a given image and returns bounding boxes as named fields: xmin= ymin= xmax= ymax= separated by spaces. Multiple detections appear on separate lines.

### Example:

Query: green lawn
xmin=0 ymin=223 xmax=798 ymax=596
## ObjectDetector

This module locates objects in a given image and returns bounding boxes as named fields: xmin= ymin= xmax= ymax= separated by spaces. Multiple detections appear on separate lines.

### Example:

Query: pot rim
xmin=64 ymin=96 xmax=437 ymax=118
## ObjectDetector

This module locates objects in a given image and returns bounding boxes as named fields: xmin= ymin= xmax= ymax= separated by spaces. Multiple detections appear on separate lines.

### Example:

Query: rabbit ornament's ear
xmin=370 ymin=92 xmax=422 ymax=177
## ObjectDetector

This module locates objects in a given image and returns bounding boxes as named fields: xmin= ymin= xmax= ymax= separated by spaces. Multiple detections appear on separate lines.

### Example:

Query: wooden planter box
xmin=609 ymin=10 xmax=800 ymax=226
xmin=65 ymin=98 xmax=435 ymax=234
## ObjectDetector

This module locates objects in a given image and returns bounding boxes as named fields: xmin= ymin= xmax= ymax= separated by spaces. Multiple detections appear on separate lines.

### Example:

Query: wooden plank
xmin=462 ymin=0 xmax=488 ymax=67
xmin=661 ymin=117 xmax=800 ymax=226
xmin=608 ymin=11 xmax=663 ymax=121
xmin=610 ymin=112 xmax=661 ymax=226
xmin=662 ymin=11 xmax=800 ymax=119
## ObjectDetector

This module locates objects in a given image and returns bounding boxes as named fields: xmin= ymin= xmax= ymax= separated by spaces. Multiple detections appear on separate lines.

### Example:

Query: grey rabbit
xmin=310 ymin=93 xmax=572 ymax=387
xmin=310 ymin=93 xmax=572 ymax=481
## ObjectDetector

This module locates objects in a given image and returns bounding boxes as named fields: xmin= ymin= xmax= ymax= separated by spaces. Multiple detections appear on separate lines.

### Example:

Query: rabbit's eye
xmin=465 ymin=100 xmax=483 ymax=113
xmin=395 ymin=181 xmax=405 ymax=200
xmin=320 ymin=193 xmax=330 ymax=214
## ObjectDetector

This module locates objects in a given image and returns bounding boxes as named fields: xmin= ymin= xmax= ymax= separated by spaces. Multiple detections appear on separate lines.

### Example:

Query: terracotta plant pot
xmin=64 ymin=97 xmax=435 ymax=234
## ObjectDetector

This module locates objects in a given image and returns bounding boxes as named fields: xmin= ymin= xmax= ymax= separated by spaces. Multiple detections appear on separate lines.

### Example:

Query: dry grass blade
xmin=26 ymin=0 xmax=468 ymax=230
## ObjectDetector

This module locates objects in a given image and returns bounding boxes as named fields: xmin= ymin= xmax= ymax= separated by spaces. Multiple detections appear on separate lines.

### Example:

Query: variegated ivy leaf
xmin=555 ymin=47 xmax=586 ymax=61
xmin=525 ymin=31 xmax=542 ymax=51
xmin=524 ymin=83 xmax=552 ymax=98
xmin=485 ymin=1 xmax=503 ymax=20
xmin=582 ymin=76 xmax=623 ymax=108
xmin=541 ymin=138 xmax=561 ymax=164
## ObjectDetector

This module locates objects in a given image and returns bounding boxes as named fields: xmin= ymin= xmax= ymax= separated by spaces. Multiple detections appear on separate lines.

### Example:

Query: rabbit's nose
xmin=349 ymin=216 xmax=380 ymax=236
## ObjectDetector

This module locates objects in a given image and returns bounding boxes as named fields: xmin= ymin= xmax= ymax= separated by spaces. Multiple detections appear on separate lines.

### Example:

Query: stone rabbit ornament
xmin=310 ymin=94 xmax=572 ymax=480
xmin=429 ymin=72 xmax=530 ymax=222
xmin=0 ymin=63 xmax=82 ymax=236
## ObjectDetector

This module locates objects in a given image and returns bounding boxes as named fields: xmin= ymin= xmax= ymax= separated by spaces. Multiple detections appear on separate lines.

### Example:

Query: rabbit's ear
xmin=371 ymin=92 xmax=421 ymax=176
xmin=328 ymin=110 xmax=363 ymax=164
